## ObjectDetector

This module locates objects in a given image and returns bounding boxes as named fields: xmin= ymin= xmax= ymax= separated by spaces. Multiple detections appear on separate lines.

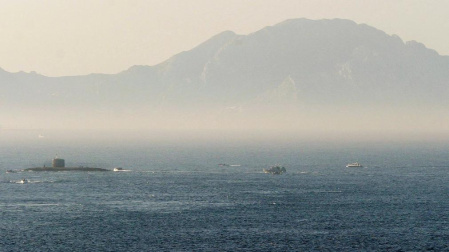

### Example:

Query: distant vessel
xmin=218 ymin=164 xmax=241 ymax=167
xmin=113 ymin=167 xmax=124 ymax=171
xmin=24 ymin=157 xmax=110 ymax=172
xmin=346 ymin=162 xmax=363 ymax=168
xmin=263 ymin=165 xmax=286 ymax=175
xmin=18 ymin=179 xmax=28 ymax=184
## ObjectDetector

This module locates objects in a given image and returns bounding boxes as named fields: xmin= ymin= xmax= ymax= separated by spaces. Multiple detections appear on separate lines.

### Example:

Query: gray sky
xmin=1 ymin=0 xmax=448 ymax=77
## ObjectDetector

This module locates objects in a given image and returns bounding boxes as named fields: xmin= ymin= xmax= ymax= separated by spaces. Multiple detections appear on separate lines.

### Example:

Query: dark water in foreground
xmin=1 ymin=140 xmax=449 ymax=251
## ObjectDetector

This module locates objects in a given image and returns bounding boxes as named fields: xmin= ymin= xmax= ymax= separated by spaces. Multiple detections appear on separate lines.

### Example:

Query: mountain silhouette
xmin=2 ymin=18 xmax=448 ymax=131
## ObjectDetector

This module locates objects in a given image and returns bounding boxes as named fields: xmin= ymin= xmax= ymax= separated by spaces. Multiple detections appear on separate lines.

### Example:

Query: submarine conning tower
xmin=52 ymin=158 xmax=65 ymax=168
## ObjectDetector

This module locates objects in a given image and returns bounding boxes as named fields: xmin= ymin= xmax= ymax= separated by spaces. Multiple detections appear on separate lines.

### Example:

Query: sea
xmin=1 ymin=133 xmax=449 ymax=251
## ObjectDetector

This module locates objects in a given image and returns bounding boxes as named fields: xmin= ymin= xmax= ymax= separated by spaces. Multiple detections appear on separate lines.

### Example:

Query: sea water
xmin=1 ymin=137 xmax=449 ymax=251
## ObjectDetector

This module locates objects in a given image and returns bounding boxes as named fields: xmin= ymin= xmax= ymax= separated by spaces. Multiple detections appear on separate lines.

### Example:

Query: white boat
xmin=346 ymin=162 xmax=363 ymax=168
xmin=18 ymin=179 xmax=28 ymax=184
xmin=113 ymin=167 xmax=124 ymax=171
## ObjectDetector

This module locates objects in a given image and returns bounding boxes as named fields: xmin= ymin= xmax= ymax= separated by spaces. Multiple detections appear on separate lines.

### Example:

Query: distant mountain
xmin=2 ymin=18 xmax=449 ymax=131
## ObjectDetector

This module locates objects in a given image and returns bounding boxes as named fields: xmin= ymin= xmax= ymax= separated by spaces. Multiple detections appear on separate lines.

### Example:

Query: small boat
xmin=218 ymin=164 xmax=241 ymax=167
xmin=18 ymin=179 xmax=28 ymax=184
xmin=263 ymin=165 xmax=286 ymax=175
xmin=346 ymin=162 xmax=363 ymax=168
xmin=113 ymin=167 xmax=124 ymax=171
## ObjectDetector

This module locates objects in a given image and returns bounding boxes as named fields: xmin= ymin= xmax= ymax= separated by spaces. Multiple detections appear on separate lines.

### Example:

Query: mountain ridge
xmin=1 ymin=18 xmax=449 ymax=131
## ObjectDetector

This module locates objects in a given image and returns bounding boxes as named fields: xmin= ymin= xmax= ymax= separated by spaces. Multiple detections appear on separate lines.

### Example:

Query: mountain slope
xmin=1 ymin=18 xmax=449 ymax=131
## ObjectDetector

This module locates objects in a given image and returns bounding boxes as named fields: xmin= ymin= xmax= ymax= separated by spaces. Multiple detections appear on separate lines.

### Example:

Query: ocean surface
xmin=1 ymin=137 xmax=449 ymax=251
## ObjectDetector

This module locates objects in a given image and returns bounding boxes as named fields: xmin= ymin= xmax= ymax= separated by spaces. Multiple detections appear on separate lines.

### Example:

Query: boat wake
xmin=13 ymin=179 xmax=29 ymax=184
xmin=8 ymin=179 xmax=72 ymax=184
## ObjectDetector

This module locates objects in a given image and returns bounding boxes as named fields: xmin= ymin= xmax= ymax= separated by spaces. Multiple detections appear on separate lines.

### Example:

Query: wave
xmin=7 ymin=179 xmax=72 ymax=184
xmin=309 ymin=190 xmax=343 ymax=194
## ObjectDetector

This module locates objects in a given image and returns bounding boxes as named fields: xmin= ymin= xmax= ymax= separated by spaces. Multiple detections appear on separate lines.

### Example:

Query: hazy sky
xmin=1 ymin=0 xmax=448 ymax=77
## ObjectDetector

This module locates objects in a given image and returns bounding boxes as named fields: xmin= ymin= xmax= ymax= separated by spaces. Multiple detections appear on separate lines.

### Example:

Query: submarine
xmin=24 ymin=157 xmax=110 ymax=172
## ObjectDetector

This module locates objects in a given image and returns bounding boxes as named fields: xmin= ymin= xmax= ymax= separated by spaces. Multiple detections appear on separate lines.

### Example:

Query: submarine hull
xmin=24 ymin=167 xmax=110 ymax=172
